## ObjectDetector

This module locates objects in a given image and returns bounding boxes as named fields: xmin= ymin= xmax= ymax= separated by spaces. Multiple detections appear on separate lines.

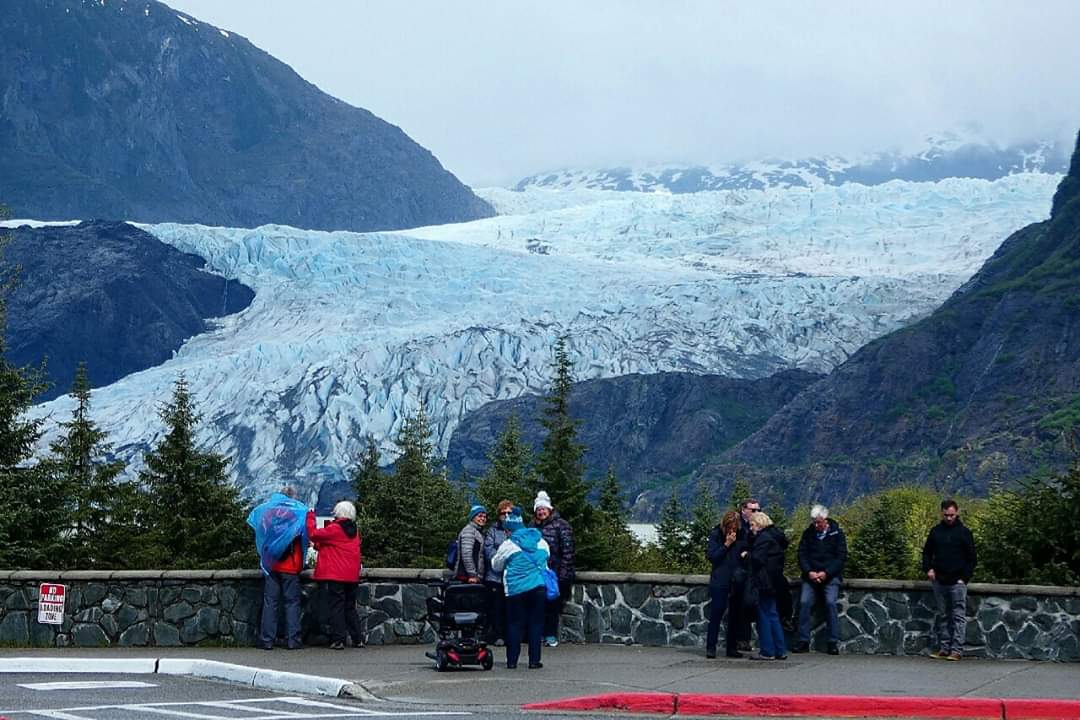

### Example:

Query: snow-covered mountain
xmin=28 ymin=173 xmax=1063 ymax=504
xmin=515 ymin=136 xmax=1069 ymax=194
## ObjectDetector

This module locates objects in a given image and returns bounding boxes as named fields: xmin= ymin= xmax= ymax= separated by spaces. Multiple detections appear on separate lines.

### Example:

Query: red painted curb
xmin=523 ymin=692 xmax=675 ymax=714
xmin=1002 ymin=698 xmax=1080 ymax=719
xmin=524 ymin=693 xmax=1080 ymax=718
xmin=677 ymin=694 xmax=1002 ymax=718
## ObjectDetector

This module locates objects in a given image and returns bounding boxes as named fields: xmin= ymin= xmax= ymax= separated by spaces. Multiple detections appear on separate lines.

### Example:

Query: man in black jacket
xmin=793 ymin=504 xmax=846 ymax=655
xmin=922 ymin=499 xmax=977 ymax=661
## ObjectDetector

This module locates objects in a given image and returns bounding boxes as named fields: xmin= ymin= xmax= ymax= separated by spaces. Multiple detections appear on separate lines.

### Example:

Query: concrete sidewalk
xmin=1 ymin=645 xmax=1076 ymax=708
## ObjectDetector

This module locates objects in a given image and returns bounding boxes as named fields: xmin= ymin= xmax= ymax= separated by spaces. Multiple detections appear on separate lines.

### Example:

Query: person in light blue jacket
xmin=491 ymin=509 xmax=550 ymax=669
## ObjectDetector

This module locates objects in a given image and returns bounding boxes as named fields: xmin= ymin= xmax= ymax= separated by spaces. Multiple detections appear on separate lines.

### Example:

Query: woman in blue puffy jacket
xmin=491 ymin=509 xmax=550 ymax=669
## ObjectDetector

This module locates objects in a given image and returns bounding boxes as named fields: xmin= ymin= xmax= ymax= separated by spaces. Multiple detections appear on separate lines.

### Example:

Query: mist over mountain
xmin=0 ymin=0 xmax=492 ymax=231
xmin=515 ymin=135 xmax=1069 ymax=194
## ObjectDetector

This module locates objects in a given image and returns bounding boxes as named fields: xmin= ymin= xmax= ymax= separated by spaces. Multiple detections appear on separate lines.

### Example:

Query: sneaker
xmin=947 ymin=651 xmax=962 ymax=661
xmin=930 ymin=649 xmax=950 ymax=659
xmin=749 ymin=653 xmax=775 ymax=661
xmin=494 ymin=638 xmax=506 ymax=647
xmin=506 ymin=663 xmax=517 ymax=669
xmin=544 ymin=636 xmax=559 ymax=647
xmin=329 ymin=641 xmax=344 ymax=650
xmin=775 ymin=654 xmax=788 ymax=660
xmin=528 ymin=662 xmax=543 ymax=669
xmin=792 ymin=641 xmax=810 ymax=654
xmin=705 ymin=648 xmax=717 ymax=659
xmin=827 ymin=642 xmax=840 ymax=656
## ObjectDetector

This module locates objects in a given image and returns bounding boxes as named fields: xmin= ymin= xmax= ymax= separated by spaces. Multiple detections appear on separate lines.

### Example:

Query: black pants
xmin=705 ymin=584 xmax=741 ymax=654
xmin=325 ymin=581 xmax=363 ymax=646
xmin=542 ymin=579 xmax=573 ymax=638
xmin=775 ymin=577 xmax=794 ymax=626
xmin=484 ymin=580 xmax=506 ymax=643
xmin=259 ymin=571 xmax=301 ymax=649
xmin=732 ymin=581 xmax=753 ymax=642
xmin=506 ymin=586 xmax=545 ymax=667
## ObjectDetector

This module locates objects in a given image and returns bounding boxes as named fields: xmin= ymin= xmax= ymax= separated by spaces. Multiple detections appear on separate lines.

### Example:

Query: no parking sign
xmin=37 ymin=583 xmax=65 ymax=625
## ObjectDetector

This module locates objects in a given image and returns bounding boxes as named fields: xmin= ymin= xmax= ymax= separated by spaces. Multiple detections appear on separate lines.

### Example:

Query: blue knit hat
xmin=469 ymin=504 xmax=488 ymax=521
xmin=504 ymin=508 xmax=525 ymax=533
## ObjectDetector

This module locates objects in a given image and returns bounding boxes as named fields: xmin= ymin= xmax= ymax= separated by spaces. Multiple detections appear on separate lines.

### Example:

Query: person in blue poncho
xmin=247 ymin=486 xmax=308 ymax=650
xmin=491 ymin=508 xmax=550 ymax=669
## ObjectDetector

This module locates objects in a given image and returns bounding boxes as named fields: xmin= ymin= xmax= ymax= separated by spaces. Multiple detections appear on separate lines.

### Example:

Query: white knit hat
xmin=533 ymin=490 xmax=553 ymax=512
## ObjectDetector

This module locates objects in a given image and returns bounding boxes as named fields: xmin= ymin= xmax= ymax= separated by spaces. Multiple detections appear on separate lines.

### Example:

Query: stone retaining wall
xmin=1 ymin=570 xmax=1076 ymax=661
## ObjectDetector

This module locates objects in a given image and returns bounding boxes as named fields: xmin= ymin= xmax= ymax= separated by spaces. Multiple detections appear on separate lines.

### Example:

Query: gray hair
xmin=333 ymin=501 xmax=356 ymax=521
xmin=281 ymin=485 xmax=297 ymax=498
xmin=810 ymin=504 xmax=829 ymax=520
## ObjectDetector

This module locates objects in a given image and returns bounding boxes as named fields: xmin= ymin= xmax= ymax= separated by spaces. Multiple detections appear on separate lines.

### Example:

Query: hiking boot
xmin=947 ymin=651 xmax=962 ymax=661
xmin=827 ymin=642 xmax=839 ymax=655
xmin=792 ymin=641 xmax=810 ymax=653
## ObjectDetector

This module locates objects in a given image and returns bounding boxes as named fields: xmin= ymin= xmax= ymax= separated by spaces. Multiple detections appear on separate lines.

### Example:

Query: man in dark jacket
xmin=793 ymin=504 xmax=847 ymax=655
xmin=533 ymin=491 xmax=575 ymax=647
xmin=922 ymin=499 xmax=977 ymax=660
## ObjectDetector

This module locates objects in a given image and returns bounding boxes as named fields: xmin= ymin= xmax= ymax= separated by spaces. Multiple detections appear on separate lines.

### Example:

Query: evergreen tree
xmin=361 ymin=403 xmax=465 ymax=567
xmin=134 ymin=374 xmax=251 ymax=569
xmin=728 ymin=476 xmax=753 ymax=512
xmin=588 ymin=466 xmax=641 ymax=570
xmin=351 ymin=433 xmax=383 ymax=502
xmin=656 ymin=493 xmax=692 ymax=572
xmin=847 ymin=493 xmax=909 ymax=579
xmin=476 ymin=413 xmax=532 ymax=513
xmin=43 ymin=363 xmax=134 ymax=568
xmin=687 ymin=480 xmax=722 ymax=573
xmin=533 ymin=335 xmax=594 ymax=560
xmin=0 ymin=207 xmax=60 ymax=568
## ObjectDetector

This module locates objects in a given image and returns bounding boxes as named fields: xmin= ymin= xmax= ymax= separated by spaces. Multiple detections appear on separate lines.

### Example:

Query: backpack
xmin=445 ymin=539 xmax=459 ymax=571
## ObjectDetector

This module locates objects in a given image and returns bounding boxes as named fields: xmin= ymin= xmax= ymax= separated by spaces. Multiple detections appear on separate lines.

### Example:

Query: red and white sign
xmin=37 ymin=583 xmax=65 ymax=625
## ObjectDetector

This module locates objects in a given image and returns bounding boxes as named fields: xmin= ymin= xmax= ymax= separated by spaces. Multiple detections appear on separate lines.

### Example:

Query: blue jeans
xmin=260 ymin=571 xmax=301 ymax=648
xmin=506 ymin=586 xmax=545 ymax=666
xmin=756 ymin=595 xmax=786 ymax=658
xmin=932 ymin=580 xmax=968 ymax=653
xmin=799 ymin=578 xmax=840 ymax=644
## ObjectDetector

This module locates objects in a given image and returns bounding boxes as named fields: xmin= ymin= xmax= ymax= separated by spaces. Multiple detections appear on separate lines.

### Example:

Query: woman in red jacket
xmin=306 ymin=501 xmax=363 ymax=650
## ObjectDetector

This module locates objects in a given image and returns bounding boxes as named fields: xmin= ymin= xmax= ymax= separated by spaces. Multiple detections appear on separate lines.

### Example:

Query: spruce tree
xmin=135 ymin=374 xmax=251 ymax=568
xmin=43 ymin=363 xmax=134 ymax=568
xmin=0 ymin=208 xmax=60 ymax=568
xmin=847 ymin=493 xmax=909 ymax=579
xmin=351 ymin=433 xmax=383 ymax=502
xmin=687 ymin=480 xmax=722 ymax=573
xmin=533 ymin=335 xmax=593 ymax=546
xmin=656 ymin=493 xmax=692 ymax=572
xmin=476 ymin=413 xmax=532 ymax=513
xmin=362 ymin=404 xmax=465 ymax=567
xmin=589 ymin=466 xmax=641 ymax=570
xmin=728 ymin=476 xmax=753 ymax=512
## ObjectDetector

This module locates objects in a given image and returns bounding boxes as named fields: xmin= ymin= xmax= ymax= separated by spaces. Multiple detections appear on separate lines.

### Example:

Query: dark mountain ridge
xmin=704 ymin=131 xmax=1080 ymax=507
xmin=447 ymin=369 xmax=821 ymax=518
xmin=0 ymin=0 xmax=493 ymax=231
xmin=3 ymin=220 xmax=254 ymax=401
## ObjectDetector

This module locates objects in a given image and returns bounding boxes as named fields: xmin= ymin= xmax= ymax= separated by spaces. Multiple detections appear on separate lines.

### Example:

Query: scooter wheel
xmin=435 ymin=650 xmax=449 ymax=672
xmin=481 ymin=653 xmax=494 ymax=671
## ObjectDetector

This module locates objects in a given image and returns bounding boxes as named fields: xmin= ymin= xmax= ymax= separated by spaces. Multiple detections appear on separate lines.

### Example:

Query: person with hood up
xmin=455 ymin=504 xmax=488 ymax=583
xmin=248 ymin=485 xmax=308 ymax=650
xmin=748 ymin=511 xmax=788 ymax=660
xmin=482 ymin=499 xmax=515 ymax=644
xmin=306 ymin=501 xmax=363 ymax=650
xmin=491 ymin=508 xmax=550 ymax=669
xmin=922 ymin=499 xmax=977 ymax=661
xmin=532 ymin=490 xmax=575 ymax=647
xmin=794 ymin=504 xmax=847 ymax=655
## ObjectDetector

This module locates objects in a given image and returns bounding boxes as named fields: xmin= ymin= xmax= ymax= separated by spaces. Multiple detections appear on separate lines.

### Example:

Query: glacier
xmin=27 ymin=173 xmax=1063 ymax=504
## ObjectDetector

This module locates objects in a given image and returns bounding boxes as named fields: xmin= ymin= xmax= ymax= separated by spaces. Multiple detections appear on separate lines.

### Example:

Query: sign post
xmin=37 ymin=583 xmax=65 ymax=625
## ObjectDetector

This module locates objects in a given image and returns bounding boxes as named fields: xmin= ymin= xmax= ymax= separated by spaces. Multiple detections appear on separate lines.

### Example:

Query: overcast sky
xmin=168 ymin=0 xmax=1080 ymax=187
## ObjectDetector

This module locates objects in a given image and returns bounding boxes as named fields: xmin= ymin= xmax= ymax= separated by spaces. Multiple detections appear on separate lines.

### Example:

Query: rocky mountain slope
xmin=516 ymin=135 xmax=1069 ymax=194
xmin=447 ymin=369 xmax=820 ymax=516
xmin=3 ymin=220 xmax=254 ymax=401
xmin=0 ymin=0 xmax=492 ymax=230
xmin=709 ymin=132 xmax=1080 ymax=506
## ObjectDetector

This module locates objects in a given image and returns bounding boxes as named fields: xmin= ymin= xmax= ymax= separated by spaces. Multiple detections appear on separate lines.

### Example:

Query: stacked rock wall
xmin=0 ymin=570 xmax=1076 ymax=660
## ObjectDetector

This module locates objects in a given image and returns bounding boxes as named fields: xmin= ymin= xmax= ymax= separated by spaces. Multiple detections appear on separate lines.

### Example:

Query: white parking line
xmin=19 ymin=681 xmax=158 ymax=691
xmin=5 ymin=696 xmax=472 ymax=719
